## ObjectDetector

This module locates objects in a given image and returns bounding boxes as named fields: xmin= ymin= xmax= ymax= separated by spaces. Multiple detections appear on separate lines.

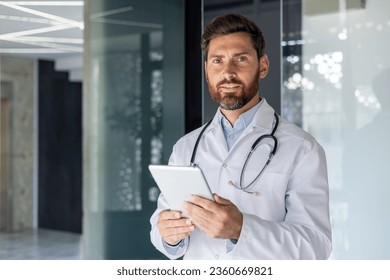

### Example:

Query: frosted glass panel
xmin=282 ymin=0 xmax=390 ymax=259
xmin=83 ymin=0 xmax=184 ymax=259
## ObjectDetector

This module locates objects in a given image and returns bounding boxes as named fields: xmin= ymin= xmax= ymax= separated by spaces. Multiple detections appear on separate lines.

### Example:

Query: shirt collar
xmin=218 ymin=98 xmax=264 ymax=131
xmin=207 ymin=98 xmax=276 ymax=136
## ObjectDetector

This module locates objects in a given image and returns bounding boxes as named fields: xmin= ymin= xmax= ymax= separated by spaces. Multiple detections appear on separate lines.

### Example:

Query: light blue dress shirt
xmin=219 ymin=98 xmax=263 ymax=151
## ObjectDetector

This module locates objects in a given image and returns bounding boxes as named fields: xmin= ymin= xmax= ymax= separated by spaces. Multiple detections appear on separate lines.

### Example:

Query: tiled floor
xmin=0 ymin=229 xmax=82 ymax=260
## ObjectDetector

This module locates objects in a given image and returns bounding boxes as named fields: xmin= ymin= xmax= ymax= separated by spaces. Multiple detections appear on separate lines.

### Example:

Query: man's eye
xmin=212 ymin=58 xmax=222 ymax=64
xmin=237 ymin=56 xmax=248 ymax=62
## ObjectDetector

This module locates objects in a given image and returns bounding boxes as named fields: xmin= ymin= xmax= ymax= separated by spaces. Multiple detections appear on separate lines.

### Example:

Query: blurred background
xmin=0 ymin=0 xmax=389 ymax=259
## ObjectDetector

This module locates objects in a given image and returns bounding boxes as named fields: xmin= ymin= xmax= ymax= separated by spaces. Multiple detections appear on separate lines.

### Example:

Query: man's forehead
xmin=209 ymin=32 xmax=253 ymax=46
xmin=208 ymin=35 xmax=256 ymax=55
xmin=209 ymin=32 xmax=252 ymax=42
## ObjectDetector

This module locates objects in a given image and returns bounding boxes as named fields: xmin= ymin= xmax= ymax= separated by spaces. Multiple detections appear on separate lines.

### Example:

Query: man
xmin=150 ymin=13 xmax=332 ymax=259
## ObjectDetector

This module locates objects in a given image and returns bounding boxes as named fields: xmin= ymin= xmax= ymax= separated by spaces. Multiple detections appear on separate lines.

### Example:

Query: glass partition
xmin=83 ymin=0 xmax=184 ymax=259
xmin=282 ymin=0 xmax=390 ymax=259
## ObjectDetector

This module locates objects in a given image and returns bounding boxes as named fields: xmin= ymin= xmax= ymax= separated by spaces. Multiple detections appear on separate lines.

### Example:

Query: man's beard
xmin=207 ymin=67 xmax=260 ymax=110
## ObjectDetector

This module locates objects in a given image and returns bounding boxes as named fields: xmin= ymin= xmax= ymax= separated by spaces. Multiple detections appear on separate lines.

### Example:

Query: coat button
xmin=215 ymin=254 xmax=219 ymax=259
xmin=223 ymin=164 xmax=227 ymax=168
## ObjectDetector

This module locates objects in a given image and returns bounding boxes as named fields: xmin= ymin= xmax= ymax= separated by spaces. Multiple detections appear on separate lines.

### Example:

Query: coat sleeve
xmin=228 ymin=140 xmax=332 ymax=259
xmin=149 ymin=143 xmax=190 ymax=259
xmin=149 ymin=193 xmax=189 ymax=259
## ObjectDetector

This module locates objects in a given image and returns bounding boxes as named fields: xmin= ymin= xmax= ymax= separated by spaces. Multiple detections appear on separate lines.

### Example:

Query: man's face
xmin=205 ymin=32 xmax=268 ymax=111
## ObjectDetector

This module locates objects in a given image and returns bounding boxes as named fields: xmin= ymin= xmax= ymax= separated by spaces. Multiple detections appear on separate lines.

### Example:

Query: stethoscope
xmin=190 ymin=112 xmax=279 ymax=195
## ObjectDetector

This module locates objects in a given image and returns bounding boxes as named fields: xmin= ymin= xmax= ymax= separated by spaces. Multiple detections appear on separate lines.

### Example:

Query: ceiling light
xmin=0 ymin=1 xmax=83 ymax=6
xmin=0 ymin=14 xmax=63 ymax=25
xmin=90 ymin=6 xmax=133 ymax=19
xmin=10 ymin=36 xmax=83 ymax=44
xmin=0 ymin=25 xmax=74 ymax=39
xmin=2 ymin=38 xmax=83 ymax=52
xmin=0 ymin=48 xmax=71 ymax=53
xmin=0 ymin=2 xmax=83 ymax=28
xmin=92 ymin=18 xmax=162 ymax=29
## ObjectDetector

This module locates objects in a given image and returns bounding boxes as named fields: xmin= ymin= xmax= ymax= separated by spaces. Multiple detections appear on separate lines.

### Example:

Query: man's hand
xmin=183 ymin=194 xmax=243 ymax=239
xmin=157 ymin=210 xmax=195 ymax=245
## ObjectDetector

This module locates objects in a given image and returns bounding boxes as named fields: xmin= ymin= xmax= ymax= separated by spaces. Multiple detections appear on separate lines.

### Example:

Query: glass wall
xmin=83 ymin=0 xmax=185 ymax=259
xmin=282 ymin=0 xmax=390 ymax=259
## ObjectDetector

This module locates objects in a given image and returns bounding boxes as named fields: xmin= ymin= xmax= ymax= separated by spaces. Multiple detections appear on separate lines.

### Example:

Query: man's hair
xmin=201 ymin=13 xmax=265 ymax=61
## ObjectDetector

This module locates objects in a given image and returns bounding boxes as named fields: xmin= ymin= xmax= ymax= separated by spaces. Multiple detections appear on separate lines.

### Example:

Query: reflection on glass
xmin=282 ymin=0 xmax=390 ymax=259
xmin=343 ymin=68 xmax=390 ymax=259
xmin=104 ymin=52 xmax=143 ymax=212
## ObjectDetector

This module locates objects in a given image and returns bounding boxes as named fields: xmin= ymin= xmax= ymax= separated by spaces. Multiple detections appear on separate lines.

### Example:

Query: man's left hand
xmin=183 ymin=194 xmax=243 ymax=239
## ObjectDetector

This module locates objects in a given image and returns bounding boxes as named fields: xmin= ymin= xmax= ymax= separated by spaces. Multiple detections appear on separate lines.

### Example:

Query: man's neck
xmin=220 ymin=95 xmax=261 ymax=126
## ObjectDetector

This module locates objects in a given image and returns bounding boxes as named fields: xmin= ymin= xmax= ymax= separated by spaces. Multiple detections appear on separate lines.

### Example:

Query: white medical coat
xmin=150 ymin=100 xmax=332 ymax=260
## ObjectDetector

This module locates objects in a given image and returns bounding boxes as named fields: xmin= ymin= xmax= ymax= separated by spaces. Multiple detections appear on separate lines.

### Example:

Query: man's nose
xmin=222 ymin=61 xmax=237 ymax=80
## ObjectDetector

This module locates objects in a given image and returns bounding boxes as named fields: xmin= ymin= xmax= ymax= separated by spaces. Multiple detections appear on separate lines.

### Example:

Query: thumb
xmin=213 ymin=193 xmax=231 ymax=205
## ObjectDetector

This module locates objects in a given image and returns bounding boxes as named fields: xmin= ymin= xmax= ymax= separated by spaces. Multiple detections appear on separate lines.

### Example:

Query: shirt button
xmin=223 ymin=164 xmax=227 ymax=168
xmin=215 ymin=254 xmax=219 ymax=259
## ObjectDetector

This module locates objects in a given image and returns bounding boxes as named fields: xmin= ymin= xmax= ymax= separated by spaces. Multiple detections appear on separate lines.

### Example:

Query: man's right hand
xmin=157 ymin=210 xmax=195 ymax=245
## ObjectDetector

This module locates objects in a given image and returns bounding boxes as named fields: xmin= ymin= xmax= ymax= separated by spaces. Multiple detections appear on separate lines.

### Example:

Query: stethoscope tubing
xmin=190 ymin=111 xmax=279 ymax=192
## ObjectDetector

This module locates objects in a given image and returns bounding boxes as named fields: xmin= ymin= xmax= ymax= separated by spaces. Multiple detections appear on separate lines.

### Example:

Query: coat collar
xmin=208 ymin=98 xmax=276 ymax=134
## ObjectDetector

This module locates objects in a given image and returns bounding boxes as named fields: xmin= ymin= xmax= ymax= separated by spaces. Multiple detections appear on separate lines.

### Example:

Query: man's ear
xmin=259 ymin=54 xmax=269 ymax=79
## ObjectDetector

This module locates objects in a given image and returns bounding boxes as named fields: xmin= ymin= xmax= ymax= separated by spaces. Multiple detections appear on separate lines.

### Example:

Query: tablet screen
xmin=148 ymin=165 xmax=214 ymax=215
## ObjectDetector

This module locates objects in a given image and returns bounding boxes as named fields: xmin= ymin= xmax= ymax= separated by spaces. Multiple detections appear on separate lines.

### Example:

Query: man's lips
xmin=218 ymin=84 xmax=241 ymax=89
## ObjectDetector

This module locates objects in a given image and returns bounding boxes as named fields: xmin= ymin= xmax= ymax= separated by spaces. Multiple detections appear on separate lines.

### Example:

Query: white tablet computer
xmin=148 ymin=165 xmax=214 ymax=215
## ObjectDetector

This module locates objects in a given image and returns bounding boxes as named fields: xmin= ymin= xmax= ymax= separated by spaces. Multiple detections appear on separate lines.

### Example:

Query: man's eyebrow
xmin=208 ymin=54 xmax=225 ymax=59
xmin=233 ymin=51 xmax=251 ymax=56
xmin=208 ymin=51 xmax=251 ymax=59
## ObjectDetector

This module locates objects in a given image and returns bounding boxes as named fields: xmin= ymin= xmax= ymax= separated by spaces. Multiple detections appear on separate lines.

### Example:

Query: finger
xmin=164 ymin=231 xmax=192 ymax=246
xmin=188 ymin=195 xmax=220 ymax=212
xmin=183 ymin=201 xmax=213 ymax=217
xmin=163 ymin=218 xmax=192 ymax=228
xmin=185 ymin=211 xmax=215 ymax=236
xmin=183 ymin=202 xmax=215 ymax=230
xmin=164 ymin=225 xmax=195 ymax=237
xmin=213 ymin=194 xmax=231 ymax=205
xmin=162 ymin=224 xmax=195 ymax=245
xmin=159 ymin=210 xmax=181 ymax=221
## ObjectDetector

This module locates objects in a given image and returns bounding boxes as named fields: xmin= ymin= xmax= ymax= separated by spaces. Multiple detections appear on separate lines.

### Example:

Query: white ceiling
xmin=0 ymin=0 xmax=84 ymax=81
